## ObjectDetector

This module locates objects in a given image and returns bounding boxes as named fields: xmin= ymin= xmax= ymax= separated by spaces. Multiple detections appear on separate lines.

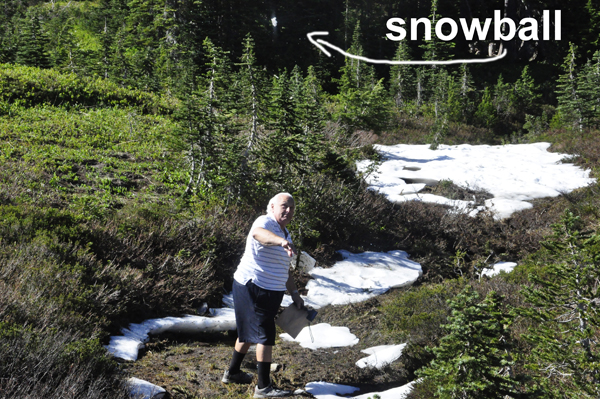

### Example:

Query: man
xmin=222 ymin=192 xmax=304 ymax=398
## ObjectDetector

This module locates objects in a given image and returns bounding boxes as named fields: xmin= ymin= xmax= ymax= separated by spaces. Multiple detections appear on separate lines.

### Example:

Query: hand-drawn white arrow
xmin=307 ymin=31 xmax=507 ymax=65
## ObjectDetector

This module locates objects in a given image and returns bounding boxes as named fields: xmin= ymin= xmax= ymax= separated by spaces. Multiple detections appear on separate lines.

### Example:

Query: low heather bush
xmin=0 ymin=323 xmax=129 ymax=399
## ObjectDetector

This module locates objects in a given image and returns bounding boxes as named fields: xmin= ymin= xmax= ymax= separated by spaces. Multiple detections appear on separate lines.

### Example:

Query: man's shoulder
xmin=252 ymin=214 xmax=278 ymax=230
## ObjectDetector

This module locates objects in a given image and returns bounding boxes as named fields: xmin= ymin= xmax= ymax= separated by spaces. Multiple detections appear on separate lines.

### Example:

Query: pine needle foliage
xmin=520 ymin=211 xmax=600 ymax=397
xmin=417 ymin=286 xmax=523 ymax=398
xmin=555 ymin=43 xmax=584 ymax=131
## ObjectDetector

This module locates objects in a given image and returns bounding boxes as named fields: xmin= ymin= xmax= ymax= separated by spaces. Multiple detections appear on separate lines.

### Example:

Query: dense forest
xmin=1 ymin=0 xmax=600 ymax=397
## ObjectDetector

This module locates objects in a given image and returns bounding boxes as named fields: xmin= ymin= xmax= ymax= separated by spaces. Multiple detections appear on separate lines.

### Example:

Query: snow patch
xmin=280 ymin=323 xmax=359 ymax=350
xmin=356 ymin=344 xmax=407 ymax=369
xmin=305 ymin=380 xmax=416 ymax=399
xmin=481 ymin=261 xmax=518 ymax=278
xmin=358 ymin=143 xmax=595 ymax=219
xmin=282 ymin=250 xmax=422 ymax=309
xmin=126 ymin=377 xmax=166 ymax=399
xmin=106 ymin=309 xmax=236 ymax=361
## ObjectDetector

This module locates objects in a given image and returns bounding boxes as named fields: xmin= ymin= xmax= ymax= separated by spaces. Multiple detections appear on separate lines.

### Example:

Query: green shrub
xmin=0 ymin=63 xmax=176 ymax=113
xmin=0 ymin=322 xmax=128 ymax=398
xmin=381 ymin=279 xmax=467 ymax=378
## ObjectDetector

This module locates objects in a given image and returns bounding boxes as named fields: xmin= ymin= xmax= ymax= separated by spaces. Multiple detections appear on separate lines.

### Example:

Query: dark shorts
xmin=233 ymin=280 xmax=285 ymax=346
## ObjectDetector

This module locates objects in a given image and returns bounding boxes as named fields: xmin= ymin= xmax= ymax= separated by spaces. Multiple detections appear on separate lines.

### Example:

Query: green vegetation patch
xmin=0 ymin=104 xmax=184 ymax=212
xmin=0 ymin=63 xmax=176 ymax=112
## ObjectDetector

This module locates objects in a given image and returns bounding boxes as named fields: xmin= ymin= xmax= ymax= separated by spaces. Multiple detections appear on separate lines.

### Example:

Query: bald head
xmin=268 ymin=193 xmax=295 ymax=228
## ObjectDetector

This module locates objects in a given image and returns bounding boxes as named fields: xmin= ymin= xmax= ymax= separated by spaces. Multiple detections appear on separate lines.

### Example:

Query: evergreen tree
xmin=493 ymin=74 xmax=513 ymax=122
xmin=415 ymin=67 xmax=425 ymax=108
xmin=0 ymin=0 xmax=22 ymax=63
xmin=419 ymin=0 xmax=455 ymax=105
xmin=389 ymin=41 xmax=415 ymax=109
xmin=555 ymin=43 xmax=584 ymax=131
xmin=289 ymin=65 xmax=327 ymax=145
xmin=333 ymin=22 xmax=389 ymax=133
xmin=109 ymin=26 xmax=134 ymax=87
xmin=237 ymin=34 xmax=266 ymax=158
xmin=445 ymin=74 xmax=461 ymax=123
xmin=258 ymin=69 xmax=306 ymax=185
xmin=46 ymin=14 xmax=88 ymax=75
xmin=299 ymin=65 xmax=327 ymax=136
xmin=521 ymin=211 xmax=600 ymax=397
xmin=417 ymin=286 xmax=522 ymax=398
xmin=512 ymin=66 xmax=540 ymax=117
xmin=15 ymin=12 xmax=51 ymax=69
xmin=91 ymin=0 xmax=129 ymax=80
xmin=428 ymin=69 xmax=451 ymax=150
xmin=175 ymin=38 xmax=243 ymax=199
xmin=421 ymin=0 xmax=455 ymax=63
xmin=457 ymin=64 xmax=476 ymax=123
xmin=474 ymin=87 xmax=497 ymax=128
xmin=584 ymin=0 xmax=600 ymax=52
xmin=577 ymin=50 xmax=600 ymax=128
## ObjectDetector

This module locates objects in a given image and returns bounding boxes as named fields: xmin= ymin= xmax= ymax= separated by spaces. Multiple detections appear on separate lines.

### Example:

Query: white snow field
xmin=357 ymin=142 xmax=595 ymax=219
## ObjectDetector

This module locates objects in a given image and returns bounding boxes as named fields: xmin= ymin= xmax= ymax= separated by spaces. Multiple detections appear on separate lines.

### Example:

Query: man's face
xmin=272 ymin=195 xmax=295 ymax=228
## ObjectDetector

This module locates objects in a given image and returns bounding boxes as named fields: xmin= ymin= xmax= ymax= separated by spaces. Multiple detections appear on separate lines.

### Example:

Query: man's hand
xmin=291 ymin=290 xmax=304 ymax=309
xmin=281 ymin=239 xmax=295 ymax=257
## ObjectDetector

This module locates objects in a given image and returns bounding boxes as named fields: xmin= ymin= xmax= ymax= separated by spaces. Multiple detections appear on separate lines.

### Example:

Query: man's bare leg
xmin=235 ymin=339 xmax=252 ymax=354
xmin=256 ymin=344 xmax=272 ymax=362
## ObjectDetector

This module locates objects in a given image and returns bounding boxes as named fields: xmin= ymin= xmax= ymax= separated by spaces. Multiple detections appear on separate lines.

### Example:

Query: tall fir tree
xmin=290 ymin=65 xmax=327 ymax=172
xmin=15 ymin=12 xmax=51 ymax=69
xmin=299 ymin=65 xmax=326 ymax=136
xmin=458 ymin=64 xmax=476 ymax=121
xmin=237 ymin=34 xmax=266 ymax=158
xmin=555 ymin=43 xmax=584 ymax=131
xmin=258 ymin=69 xmax=305 ymax=185
xmin=474 ymin=87 xmax=497 ymax=128
xmin=512 ymin=66 xmax=540 ymax=119
xmin=333 ymin=21 xmax=389 ymax=133
xmin=577 ymin=50 xmax=600 ymax=128
xmin=175 ymin=38 xmax=243 ymax=200
xmin=493 ymin=74 xmax=513 ymax=122
xmin=419 ymin=0 xmax=455 ymax=105
xmin=428 ymin=69 xmax=451 ymax=150
xmin=421 ymin=0 xmax=455 ymax=63
xmin=389 ymin=40 xmax=415 ymax=109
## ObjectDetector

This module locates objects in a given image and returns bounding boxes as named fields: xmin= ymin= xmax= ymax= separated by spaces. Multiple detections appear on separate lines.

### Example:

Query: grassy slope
xmin=0 ymin=64 xmax=253 ymax=397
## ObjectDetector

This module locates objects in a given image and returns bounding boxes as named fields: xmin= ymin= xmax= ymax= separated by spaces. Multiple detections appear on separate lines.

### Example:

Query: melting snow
xmin=356 ymin=344 xmax=407 ymax=369
xmin=357 ymin=143 xmax=595 ymax=219
xmin=280 ymin=323 xmax=359 ymax=350
xmin=126 ymin=377 xmax=166 ymax=399
xmin=106 ymin=309 xmax=236 ymax=361
xmin=481 ymin=261 xmax=518 ymax=278
xmin=305 ymin=380 xmax=416 ymax=399
xmin=282 ymin=250 xmax=422 ymax=309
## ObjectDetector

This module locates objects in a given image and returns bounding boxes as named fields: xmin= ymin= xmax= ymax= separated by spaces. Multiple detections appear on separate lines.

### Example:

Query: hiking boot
xmin=221 ymin=370 xmax=253 ymax=384
xmin=253 ymin=383 xmax=292 ymax=398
